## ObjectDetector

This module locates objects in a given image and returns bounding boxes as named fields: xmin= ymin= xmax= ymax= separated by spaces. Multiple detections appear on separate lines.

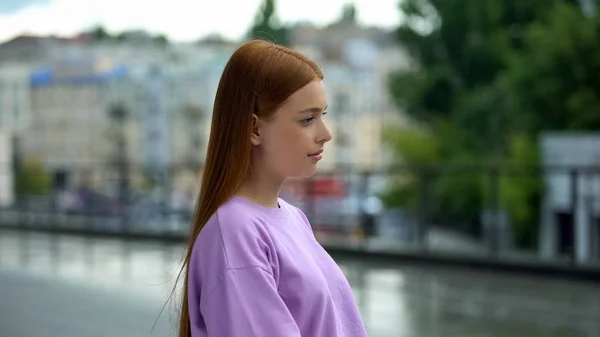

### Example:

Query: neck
xmin=236 ymin=165 xmax=284 ymax=209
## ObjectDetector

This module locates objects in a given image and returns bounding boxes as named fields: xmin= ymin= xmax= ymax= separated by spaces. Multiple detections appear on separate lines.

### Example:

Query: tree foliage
xmin=247 ymin=0 xmax=290 ymax=46
xmin=390 ymin=0 xmax=595 ymax=154
xmin=14 ymin=159 xmax=52 ymax=197
xmin=386 ymin=0 xmax=599 ymax=247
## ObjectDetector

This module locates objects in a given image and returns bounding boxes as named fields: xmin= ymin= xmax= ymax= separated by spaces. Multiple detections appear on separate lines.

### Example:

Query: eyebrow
xmin=299 ymin=105 xmax=328 ymax=114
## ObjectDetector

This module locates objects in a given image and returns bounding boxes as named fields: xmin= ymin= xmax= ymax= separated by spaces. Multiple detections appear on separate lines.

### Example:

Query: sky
xmin=0 ymin=0 xmax=402 ymax=43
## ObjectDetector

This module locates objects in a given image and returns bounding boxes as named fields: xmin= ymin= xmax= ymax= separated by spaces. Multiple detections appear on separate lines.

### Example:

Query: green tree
xmin=381 ymin=120 xmax=487 ymax=235
xmin=248 ymin=0 xmax=290 ymax=46
xmin=379 ymin=124 xmax=441 ymax=212
xmin=154 ymin=34 xmax=170 ymax=45
xmin=341 ymin=3 xmax=357 ymax=23
xmin=389 ymin=0 xmax=584 ymax=155
xmin=14 ymin=159 xmax=52 ymax=196
xmin=90 ymin=25 xmax=111 ymax=41
xmin=499 ymin=133 xmax=543 ymax=248
xmin=500 ymin=1 xmax=600 ymax=132
xmin=385 ymin=0 xmax=596 ymax=246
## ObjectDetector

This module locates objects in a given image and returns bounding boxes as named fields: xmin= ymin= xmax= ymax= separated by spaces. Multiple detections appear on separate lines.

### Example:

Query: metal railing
xmin=1 ymin=162 xmax=599 ymax=269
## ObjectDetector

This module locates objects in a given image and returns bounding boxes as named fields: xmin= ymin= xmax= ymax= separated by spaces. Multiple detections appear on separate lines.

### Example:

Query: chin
xmin=302 ymin=165 xmax=319 ymax=178
xmin=290 ymin=166 xmax=319 ymax=179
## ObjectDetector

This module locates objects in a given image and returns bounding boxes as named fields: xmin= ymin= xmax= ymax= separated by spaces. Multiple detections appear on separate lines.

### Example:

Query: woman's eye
xmin=301 ymin=117 xmax=314 ymax=126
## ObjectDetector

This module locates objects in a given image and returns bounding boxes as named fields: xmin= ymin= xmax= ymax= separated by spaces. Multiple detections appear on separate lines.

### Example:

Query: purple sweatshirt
xmin=187 ymin=196 xmax=368 ymax=337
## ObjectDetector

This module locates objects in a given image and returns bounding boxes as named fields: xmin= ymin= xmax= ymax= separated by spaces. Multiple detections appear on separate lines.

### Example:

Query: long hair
xmin=175 ymin=40 xmax=323 ymax=337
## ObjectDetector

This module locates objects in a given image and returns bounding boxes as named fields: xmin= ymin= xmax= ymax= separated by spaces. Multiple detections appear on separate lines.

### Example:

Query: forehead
xmin=279 ymin=80 xmax=328 ymax=113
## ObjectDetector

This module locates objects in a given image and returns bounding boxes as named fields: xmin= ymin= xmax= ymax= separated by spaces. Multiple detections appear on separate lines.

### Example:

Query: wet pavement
xmin=1 ymin=230 xmax=599 ymax=337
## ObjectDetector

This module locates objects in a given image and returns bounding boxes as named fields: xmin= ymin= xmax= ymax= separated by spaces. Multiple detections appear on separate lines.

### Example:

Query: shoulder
xmin=278 ymin=198 xmax=314 ymax=236
xmin=191 ymin=197 xmax=277 ymax=273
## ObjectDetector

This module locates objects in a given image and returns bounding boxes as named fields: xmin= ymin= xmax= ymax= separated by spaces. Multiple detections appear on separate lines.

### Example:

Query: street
xmin=1 ymin=230 xmax=599 ymax=337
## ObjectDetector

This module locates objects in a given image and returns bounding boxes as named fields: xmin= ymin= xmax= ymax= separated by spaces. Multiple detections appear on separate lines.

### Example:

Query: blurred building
xmin=0 ymin=63 xmax=32 ymax=132
xmin=18 ymin=56 xmax=142 ymax=190
xmin=0 ymin=131 xmax=14 ymax=206
xmin=0 ymin=25 xmax=410 ymax=201
xmin=0 ymin=38 xmax=235 ymax=194
xmin=0 ymin=35 xmax=75 ymax=65
xmin=168 ymin=50 xmax=231 ymax=167
xmin=539 ymin=132 xmax=600 ymax=263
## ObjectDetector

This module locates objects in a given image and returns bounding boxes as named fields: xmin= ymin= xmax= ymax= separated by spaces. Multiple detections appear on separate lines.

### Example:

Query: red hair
xmin=175 ymin=40 xmax=323 ymax=337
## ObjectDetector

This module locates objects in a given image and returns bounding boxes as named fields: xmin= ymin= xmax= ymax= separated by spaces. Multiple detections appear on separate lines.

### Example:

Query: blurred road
xmin=1 ymin=230 xmax=599 ymax=337
xmin=0 ymin=271 xmax=173 ymax=337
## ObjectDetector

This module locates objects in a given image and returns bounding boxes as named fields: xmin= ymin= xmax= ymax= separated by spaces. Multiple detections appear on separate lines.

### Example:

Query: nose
xmin=317 ymin=119 xmax=333 ymax=144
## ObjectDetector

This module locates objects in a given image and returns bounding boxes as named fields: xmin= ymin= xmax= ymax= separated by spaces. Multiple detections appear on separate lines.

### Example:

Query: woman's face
xmin=251 ymin=80 xmax=332 ymax=180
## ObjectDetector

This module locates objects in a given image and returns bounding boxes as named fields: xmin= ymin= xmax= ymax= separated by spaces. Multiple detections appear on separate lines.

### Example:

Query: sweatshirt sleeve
xmin=200 ymin=266 xmax=301 ymax=337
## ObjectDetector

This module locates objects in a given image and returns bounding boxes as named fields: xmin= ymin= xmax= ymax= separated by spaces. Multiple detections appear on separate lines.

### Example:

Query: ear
xmin=250 ymin=114 xmax=261 ymax=146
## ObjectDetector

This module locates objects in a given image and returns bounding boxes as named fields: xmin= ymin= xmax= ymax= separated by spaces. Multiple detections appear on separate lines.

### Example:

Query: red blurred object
xmin=310 ymin=177 xmax=347 ymax=197
xmin=285 ymin=176 xmax=347 ymax=199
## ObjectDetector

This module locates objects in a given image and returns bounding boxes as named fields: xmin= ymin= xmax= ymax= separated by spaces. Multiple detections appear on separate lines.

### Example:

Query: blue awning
xmin=29 ymin=64 xmax=129 ymax=87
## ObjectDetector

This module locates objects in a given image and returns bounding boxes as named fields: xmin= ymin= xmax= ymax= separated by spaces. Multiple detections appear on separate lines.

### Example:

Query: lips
xmin=308 ymin=149 xmax=323 ymax=157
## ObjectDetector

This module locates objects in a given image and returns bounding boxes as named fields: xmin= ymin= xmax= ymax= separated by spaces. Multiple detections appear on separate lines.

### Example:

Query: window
xmin=336 ymin=130 xmax=352 ymax=147
xmin=13 ymin=103 xmax=19 ymax=121
xmin=0 ymin=81 xmax=4 ymax=123
xmin=334 ymin=92 xmax=349 ymax=115
xmin=192 ymin=135 xmax=202 ymax=149
xmin=148 ymin=130 xmax=160 ymax=141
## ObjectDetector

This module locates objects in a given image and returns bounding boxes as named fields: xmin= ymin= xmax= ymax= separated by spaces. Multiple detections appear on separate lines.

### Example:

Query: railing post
xmin=488 ymin=167 xmax=500 ymax=258
xmin=570 ymin=168 xmax=579 ymax=264
xmin=417 ymin=166 xmax=431 ymax=251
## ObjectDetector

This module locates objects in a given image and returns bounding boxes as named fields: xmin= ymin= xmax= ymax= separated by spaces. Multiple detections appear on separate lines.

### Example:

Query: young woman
xmin=177 ymin=40 xmax=368 ymax=337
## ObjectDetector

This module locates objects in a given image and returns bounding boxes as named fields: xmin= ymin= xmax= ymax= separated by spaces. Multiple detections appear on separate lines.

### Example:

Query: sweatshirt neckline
xmin=230 ymin=195 xmax=290 ymax=218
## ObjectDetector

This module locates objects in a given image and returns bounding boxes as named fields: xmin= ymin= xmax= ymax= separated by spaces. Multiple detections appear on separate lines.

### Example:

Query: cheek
xmin=265 ymin=126 xmax=302 ymax=159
